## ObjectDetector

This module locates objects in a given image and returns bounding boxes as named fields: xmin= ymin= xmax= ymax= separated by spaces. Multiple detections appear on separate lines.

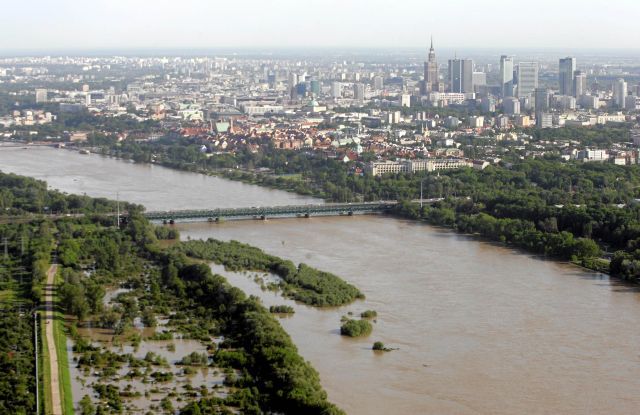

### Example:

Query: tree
xmin=79 ymin=395 xmax=96 ymax=415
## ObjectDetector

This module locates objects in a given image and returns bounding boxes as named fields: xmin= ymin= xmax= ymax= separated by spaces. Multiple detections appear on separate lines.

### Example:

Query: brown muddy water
xmin=3 ymin=146 xmax=640 ymax=414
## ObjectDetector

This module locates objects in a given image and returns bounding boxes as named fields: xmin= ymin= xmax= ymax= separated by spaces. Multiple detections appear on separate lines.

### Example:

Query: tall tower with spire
xmin=423 ymin=36 xmax=439 ymax=94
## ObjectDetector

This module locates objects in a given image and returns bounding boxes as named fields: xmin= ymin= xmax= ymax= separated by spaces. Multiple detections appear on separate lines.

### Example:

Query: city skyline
xmin=3 ymin=0 xmax=640 ymax=52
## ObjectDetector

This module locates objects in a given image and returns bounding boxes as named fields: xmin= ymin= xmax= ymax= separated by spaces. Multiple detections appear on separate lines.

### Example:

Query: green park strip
xmin=40 ymin=309 xmax=53 ymax=415
xmin=54 ymin=273 xmax=74 ymax=415
xmin=40 ymin=269 xmax=74 ymax=415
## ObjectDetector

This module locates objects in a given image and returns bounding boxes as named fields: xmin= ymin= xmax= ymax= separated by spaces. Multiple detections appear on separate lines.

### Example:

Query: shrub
xmin=340 ymin=319 xmax=372 ymax=337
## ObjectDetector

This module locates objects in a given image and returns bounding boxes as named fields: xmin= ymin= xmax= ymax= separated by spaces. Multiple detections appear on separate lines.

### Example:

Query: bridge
xmin=143 ymin=199 xmax=442 ymax=223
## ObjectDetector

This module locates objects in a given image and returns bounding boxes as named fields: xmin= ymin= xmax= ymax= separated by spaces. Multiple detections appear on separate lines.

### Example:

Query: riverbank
xmin=77 ymin=146 xmax=616 ymax=279
xmin=84 ymin=146 xmax=331 ymax=202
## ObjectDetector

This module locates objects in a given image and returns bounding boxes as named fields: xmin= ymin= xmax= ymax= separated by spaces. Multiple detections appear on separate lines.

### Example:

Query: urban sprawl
xmin=1 ymin=42 xmax=640 ymax=176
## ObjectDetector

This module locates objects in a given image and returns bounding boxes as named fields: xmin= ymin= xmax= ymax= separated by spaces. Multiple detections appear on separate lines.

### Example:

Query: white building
xmin=576 ymin=149 xmax=608 ymax=162
xmin=367 ymin=159 xmax=471 ymax=176
xmin=35 ymin=88 xmax=48 ymax=104
xmin=468 ymin=116 xmax=484 ymax=128
xmin=613 ymin=78 xmax=627 ymax=108
xmin=428 ymin=92 xmax=472 ymax=105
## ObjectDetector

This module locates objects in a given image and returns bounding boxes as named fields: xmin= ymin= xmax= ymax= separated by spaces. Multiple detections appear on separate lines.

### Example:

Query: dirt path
xmin=44 ymin=264 xmax=63 ymax=415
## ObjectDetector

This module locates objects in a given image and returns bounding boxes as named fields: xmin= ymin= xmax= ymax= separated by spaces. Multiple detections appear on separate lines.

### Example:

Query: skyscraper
xmin=448 ymin=58 xmax=473 ymax=93
xmin=500 ymin=55 xmax=514 ymax=97
xmin=559 ymin=57 xmax=576 ymax=96
xmin=516 ymin=62 xmax=539 ymax=98
xmin=613 ymin=78 xmax=627 ymax=108
xmin=534 ymin=87 xmax=549 ymax=114
xmin=423 ymin=36 xmax=439 ymax=93
xmin=573 ymin=71 xmax=587 ymax=98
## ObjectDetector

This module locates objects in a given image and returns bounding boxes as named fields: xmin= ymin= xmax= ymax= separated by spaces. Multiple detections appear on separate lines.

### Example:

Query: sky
xmin=3 ymin=0 xmax=640 ymax=52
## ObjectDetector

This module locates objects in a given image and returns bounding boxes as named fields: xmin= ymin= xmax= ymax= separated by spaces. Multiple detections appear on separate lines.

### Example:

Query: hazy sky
xmin=4 ymin=0 xmax=640 ymax=52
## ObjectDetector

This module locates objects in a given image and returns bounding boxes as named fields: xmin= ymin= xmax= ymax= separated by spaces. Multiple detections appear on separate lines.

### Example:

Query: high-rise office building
xmin=516 ymin=62 xmax=538 ymax=98
xmin=613 ymin=78 xmax=628 ymax=108
xmin=500 ymin=55 xmax=514 ymax=97
xmin=448 ymin=58 xmax=473 ymax=93
xmin=534 ymin=87 xmax=549 ymax=114
xmin=573 ymin=71 xmax=587 ymax=98
xmin=423 ymin=36 xmax=439 ymax=93
xmin=559 ymin=57 xmax=576 ymax=96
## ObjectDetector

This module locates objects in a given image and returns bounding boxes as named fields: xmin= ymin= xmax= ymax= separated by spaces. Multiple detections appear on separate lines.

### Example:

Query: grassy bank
xmin=54 ymin=272 xmax=74 ymax=415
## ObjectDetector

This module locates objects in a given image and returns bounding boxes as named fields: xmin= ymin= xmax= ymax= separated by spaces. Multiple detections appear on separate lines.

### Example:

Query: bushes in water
xmin=340 ymin=319 xmax=372 ymax=337
xmin=269 ymin=305 xmax=295 ymax=314
xmin=360 ymin=310 xmax=377 ymax=319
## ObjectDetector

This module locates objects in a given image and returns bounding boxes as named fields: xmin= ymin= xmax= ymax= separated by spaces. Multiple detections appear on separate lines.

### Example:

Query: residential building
xmin=354 ymin=83 xmax=365 ymax=102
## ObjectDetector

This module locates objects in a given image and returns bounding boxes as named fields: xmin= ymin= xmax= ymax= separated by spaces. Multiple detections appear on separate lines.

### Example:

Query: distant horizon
xmin=2 ymin=46 xmax=640 ymax=59
xmin=3 ymin=0 xmax=640 ymax=53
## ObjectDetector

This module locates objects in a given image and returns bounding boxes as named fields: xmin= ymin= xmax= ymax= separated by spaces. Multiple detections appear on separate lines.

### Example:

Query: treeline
xmin=0 ymin=171 xmax=142 ymax=215
xmin=396 ymin=202 xmax=600 ymax=261
xmin=171 ymin=238 xmax=364 ymax=307
xmin=4 ymin=111 xmax=159 ymax=142
xmin=528 ymin=125 xmax=633 ymax=148
xmin=386 ymin=159 xmax=640 ymax=281
xmin=0 ymin=220 xmax=56 ymax=414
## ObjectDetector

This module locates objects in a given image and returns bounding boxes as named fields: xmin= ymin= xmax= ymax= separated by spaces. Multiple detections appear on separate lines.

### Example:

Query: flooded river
xmin=0 ymin=146 xmax=319 ymax=210
xmin=3 ymin=147 xmax=640 ymax=414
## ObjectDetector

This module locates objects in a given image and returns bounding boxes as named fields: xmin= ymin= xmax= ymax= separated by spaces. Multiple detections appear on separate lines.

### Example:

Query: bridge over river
xmin=143 ymin=199 xmax=442 ymax=223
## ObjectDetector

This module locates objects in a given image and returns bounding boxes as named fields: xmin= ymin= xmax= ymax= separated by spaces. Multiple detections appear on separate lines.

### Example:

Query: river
xmin=0 ymin=146 xmax=319 ymax=210
xmin=2 ymin=147 xmax=640 ymax=414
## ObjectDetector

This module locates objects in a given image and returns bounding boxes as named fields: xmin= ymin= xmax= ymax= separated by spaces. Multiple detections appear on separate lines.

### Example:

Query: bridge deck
xmin=143 ymin=199 xmax=442 ymax=223
xmin=144 ymin=202 xmax=399 ymax=222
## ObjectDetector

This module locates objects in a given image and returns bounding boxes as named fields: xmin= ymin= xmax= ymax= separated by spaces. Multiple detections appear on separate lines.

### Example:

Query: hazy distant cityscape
xmin=2 ymin=42 xmax=640 ymax=175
